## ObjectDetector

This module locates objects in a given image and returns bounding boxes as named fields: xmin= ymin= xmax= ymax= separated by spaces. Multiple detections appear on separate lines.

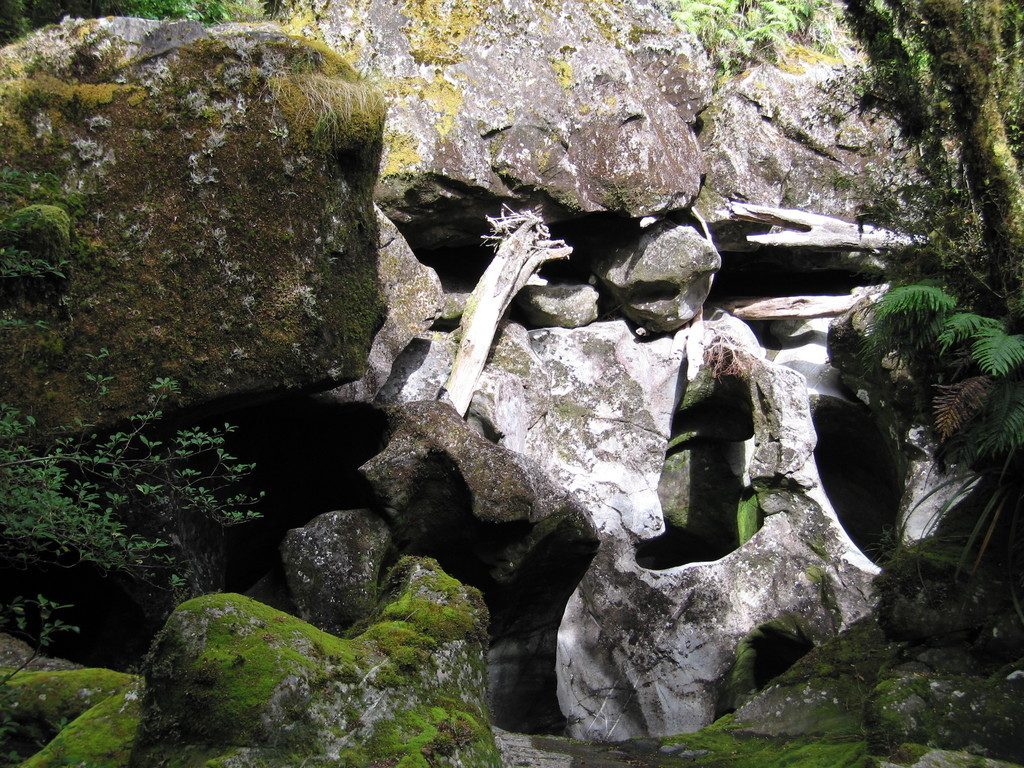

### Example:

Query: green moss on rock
xmin=663 ymin=715 xmax=868 ymax=768
xmin=131 ymin=556 xmax=499 ymax=767
xmin=2 ymin=667 xmax=135 ymax=751
xmin=0 ymin=19 xmax=384 ymax=431
xmin=21 ymin=682 xmax=143 ymax=768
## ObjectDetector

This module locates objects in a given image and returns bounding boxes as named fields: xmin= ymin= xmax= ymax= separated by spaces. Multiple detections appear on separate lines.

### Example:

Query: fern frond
xmin=866 ymin=283 xmax=957 ymax=360
xmin=937 ymin=312 xmax=1004 ymax=354
xmin=872 ymin=283 xmax=957 ymax=320
xmin=971 ymin=327 xmax=1024 ymax=376
xmin=933 ymin=375 xmax=991 ymax=440
xmin=976 ymin=380 xmax=1024 ymax=457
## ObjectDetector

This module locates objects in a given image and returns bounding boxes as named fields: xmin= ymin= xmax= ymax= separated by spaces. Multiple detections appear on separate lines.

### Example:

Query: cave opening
xmin=717 ymin=616 xmax=815 ymax=716
xmin=209 ymin=395 xmax=388 ymax=594
xmin=639 ymin=361 xmax=762 ymax=571
xmin=811 ymin=396 xmax=901 ymax=561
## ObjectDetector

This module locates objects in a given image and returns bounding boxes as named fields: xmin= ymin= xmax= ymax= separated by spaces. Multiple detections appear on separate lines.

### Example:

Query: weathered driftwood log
xmin=444 ymin=208 xmax=572 ymax=416
xmin=726 ymin=201 xmax=916 ymax=251
xmin=713 ymin=293 xmax=864 ymax=320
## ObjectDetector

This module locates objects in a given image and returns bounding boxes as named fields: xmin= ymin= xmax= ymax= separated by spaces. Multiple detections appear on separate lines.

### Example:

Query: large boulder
xmin=279 ymin=508 xmax=393 ymax=635
xmin=1 ymin=667 xmax=138 ymax=765
xmin=359 ymin=399 xmax=599 ymax=733
xmin=131 ymin=558 xmax=501 ymax=767
xmin=870 ymin=667 xmax=1024 ymax=764
xmin=555 ymin=314 xmax=878 ymax=740
xmin=593 ymin=222 xmax=720 ymax=333
xmin=0 ymin=18 xmax=385 ymax=429
xmin=282 ymin=0 xmax=713 ymax=247
xmin=696 ymin=54 xmax=909 ymax=249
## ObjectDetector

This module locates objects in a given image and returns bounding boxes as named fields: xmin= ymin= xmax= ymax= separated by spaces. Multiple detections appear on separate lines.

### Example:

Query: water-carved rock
xmin=555 ymin=314 xmax=878 ymax=740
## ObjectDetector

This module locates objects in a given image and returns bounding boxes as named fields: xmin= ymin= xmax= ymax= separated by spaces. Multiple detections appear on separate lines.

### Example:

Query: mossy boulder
xmin=131 ymin=557 xmax=500 ymax=767
xmin=729 ymin=618 xmax=897 ymax=738
xmin=1 ymin=204 xmax=71 ymax=270
xmin=869 ymin=666 xmax=1024 ymax=763
xmin=20 ymin=681 xmax=143 ymax=768
xmin=0 ymin=17 xmax=384 ymax=430
xmin=1 ymin=666 xmax=136 ymax=761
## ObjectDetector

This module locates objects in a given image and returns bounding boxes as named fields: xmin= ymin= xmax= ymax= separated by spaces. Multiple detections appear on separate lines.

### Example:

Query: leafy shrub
xmin=0 ymin=0 xmax=263 ymax=45
xmin=672 ymin=0 xmax=843 ymax=77
xmin=867 ymin=282 xmax=1024 ymax=466
xmin=0 ymin=377 xmax=262 ymax=578
xmin=114 ymin=0 xmax=228 ymax=24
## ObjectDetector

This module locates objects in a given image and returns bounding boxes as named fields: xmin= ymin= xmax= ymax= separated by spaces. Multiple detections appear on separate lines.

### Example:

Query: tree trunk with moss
xmin=847 ymin=0 xmax=1024 ymax=316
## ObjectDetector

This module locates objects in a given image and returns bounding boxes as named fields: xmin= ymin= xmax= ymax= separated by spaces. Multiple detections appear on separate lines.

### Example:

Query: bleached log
xmin=444 ymin=209 xmax=571 ymax=416
xmin=714 ymin=294 xmax=862 ymax=320
xmin=726 ymin=201 xmax=916 ymax=251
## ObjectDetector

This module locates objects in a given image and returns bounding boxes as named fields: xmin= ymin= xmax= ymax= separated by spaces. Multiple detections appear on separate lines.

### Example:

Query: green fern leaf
xmin=866 ymin=282 xmax=957 ymax=360
xmin=937 ymin=312 xmax=1004 ymax=354
xmin=872 ymin=283 xmax=957 ymax=320
xmin=975 ymin=380 xmax=1024 ymax=457
xmin=971 ymin=327 xmax=1024 ymax=376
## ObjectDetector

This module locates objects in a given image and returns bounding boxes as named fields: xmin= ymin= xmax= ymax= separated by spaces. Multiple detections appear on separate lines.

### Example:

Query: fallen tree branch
xmin=712 ymin=293 xmax=863 ymax=320
xmin=443 ymin=208 xmax=571 ymax=416
xmin=725 ymin=201 xmax=917 ymax=251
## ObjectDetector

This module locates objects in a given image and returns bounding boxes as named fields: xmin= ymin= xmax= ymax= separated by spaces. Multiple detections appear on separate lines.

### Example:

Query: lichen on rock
xmin=0 ymin=17 xmax=385 ymax=430
xmin=281 ymin=0 xmax=713 ymax=247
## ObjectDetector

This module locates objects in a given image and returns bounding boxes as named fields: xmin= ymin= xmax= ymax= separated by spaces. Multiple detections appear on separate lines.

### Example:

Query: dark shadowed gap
xmin=204 ymin=396 xmax=387 ymax=593
xmin=811 ymin=396 xmax=901 ymax=561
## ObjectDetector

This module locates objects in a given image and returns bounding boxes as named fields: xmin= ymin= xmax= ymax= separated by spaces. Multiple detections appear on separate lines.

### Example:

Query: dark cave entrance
xmin=639 ymin=372 xmax=760 ymax=571
xmin=811 ymin=396 xmax=901 ymax=561
xmin=717 ymin=616 xmax=816 ymax=716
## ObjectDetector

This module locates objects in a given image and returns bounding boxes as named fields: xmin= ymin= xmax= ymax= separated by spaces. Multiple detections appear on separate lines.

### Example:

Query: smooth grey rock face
xmin=516 ymin=283 xmax=600 ymax=329
xmin=593 ymin=223 xmax=720 ymax=332
xmin=279 ymin=509 xmax=392 ymax=635
xmin=768 ymin=317 xmax=848 ymax=400
xmin=520 ymin=320 xmax=684 ymax=538
xmin=554 ymin=315 xmax=878 ymax=741
xmin=284 ymin=0 xmax=712 ymax=246
xmin=376 ymin=333 xmax=457 ymax=403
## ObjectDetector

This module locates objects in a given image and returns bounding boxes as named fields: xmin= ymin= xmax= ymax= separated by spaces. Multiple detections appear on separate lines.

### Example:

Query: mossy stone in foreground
xmin=20 ymin=682 xmax=143 ymax=768
xmin=131 ymin=556 xmax=500 ymax=768
xmin=1 ymin=666 xmax=135 ymax=756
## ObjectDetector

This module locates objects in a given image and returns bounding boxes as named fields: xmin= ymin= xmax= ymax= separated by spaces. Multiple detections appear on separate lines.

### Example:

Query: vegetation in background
xmin=0 ymin=377 xmax=262 ymax=577
xmin=846 ymin=0 xmax=1024 ymax=621
xmin=0 ymin=0 xmax=265 ymax=46
xmin=672 ymin=0 xmax=846 ymax=77
xmin=847 ymin=0 xmax=1024 ymax=320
